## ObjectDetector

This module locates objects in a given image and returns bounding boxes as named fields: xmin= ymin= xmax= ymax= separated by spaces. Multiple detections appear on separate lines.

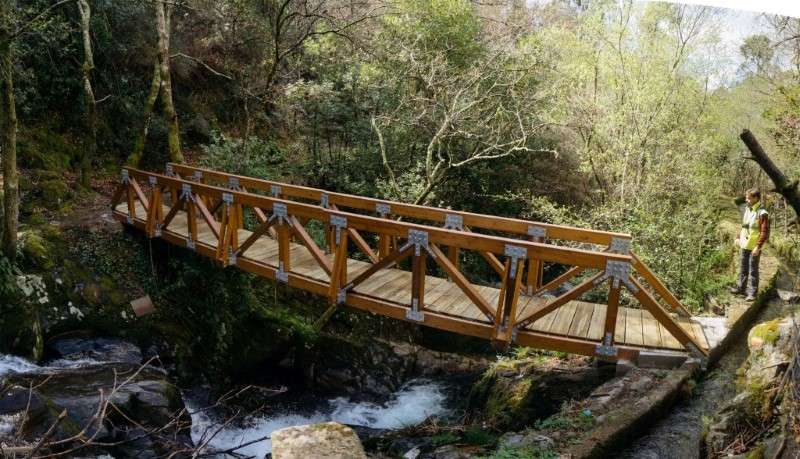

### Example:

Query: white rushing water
xmin=187 ymin=379 xmax=449 ymax=457
xmin=0 ymin=353 xmax=103 ymax=378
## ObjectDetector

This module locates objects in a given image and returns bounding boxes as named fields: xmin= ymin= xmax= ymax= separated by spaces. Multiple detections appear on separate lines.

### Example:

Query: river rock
xmin=1 ymin=360 xmax=189 ymax=457
xmin=48 ymin=337 xmax=143 ymax=364
xmin=498 ymin=430 xmax=555 ymax=450
xmin=467 ymin=354 xmax=603 ymax=430
xmin=271 ymin=422 xmax=366 ymax=459
xmin=311 ymin=336 xmax=412 ymax=398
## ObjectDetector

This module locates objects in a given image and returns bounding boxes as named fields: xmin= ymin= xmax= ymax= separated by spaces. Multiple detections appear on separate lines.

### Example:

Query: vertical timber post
xmin=328 ymin=214 xmax=348 ymax=305
xmin=494 ymin=245 xmax=526 ymax=345
xmin=406 ymin=229 xmax=429 ymax=322
xmin=526 ymin=226 xmax=546 ymax=295
xmin=274 ymin=202 xmax=290 ymax=283
xmin=443 ymin=214 xmax=463 ymax=279
xmin=377 ymin=203 xmax=392 ymax=259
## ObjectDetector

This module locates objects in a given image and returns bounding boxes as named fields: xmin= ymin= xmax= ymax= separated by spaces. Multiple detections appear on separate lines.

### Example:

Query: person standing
xmin=730 ymin=188 xmax=770 ymax=301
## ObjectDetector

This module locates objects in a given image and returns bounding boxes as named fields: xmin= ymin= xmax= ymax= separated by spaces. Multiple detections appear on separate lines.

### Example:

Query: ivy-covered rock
xmin=467 ymin=351 xmax=603 ymax=430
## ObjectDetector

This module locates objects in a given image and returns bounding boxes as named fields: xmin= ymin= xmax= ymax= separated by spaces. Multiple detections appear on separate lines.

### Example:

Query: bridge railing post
xmin=274 ymin=203 xmax=291 ymax=283
xmin=145 ymin=176 xmax=163 ymax=237
xmin=493 ymin=245 xmax=526 ymax=345
xmin=406 ymin=229 xmax=430 ymax=322
xmin=328 ymin=215 xmax=348 ymax=304
xmin=377 ymin=203 xmax=392 ymax=259
xmin=526 ymin=226 xmax=546 ymax=295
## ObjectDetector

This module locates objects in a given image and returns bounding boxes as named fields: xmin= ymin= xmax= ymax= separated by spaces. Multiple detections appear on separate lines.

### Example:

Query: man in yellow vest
xmin=730 ymin=188 xmax=770 ymax=301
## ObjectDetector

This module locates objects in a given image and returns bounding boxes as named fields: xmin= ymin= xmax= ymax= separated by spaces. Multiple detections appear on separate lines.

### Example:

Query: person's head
xmin=746 ymin=187 xmax=761 ymax=206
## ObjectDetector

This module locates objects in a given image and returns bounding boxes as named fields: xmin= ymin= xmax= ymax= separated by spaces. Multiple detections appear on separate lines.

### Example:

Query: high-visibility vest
xmin=739 ymin=202 xmax=768 ymax=251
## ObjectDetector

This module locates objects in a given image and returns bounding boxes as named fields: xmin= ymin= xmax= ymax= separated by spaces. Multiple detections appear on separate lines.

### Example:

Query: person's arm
xmin=754 ymin=213 xmax=769 ymax=256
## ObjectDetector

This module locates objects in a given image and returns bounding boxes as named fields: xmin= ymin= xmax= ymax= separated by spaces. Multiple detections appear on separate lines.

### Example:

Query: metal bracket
xmin=180 ymin=183 xmax=195 ymax=202
xmin=165 ymin=164 xmax=174 ymax=176
xmin=154 ymin=223 xmax=162 ymax=238
xmin=406 ymin=298 xmax=424 ymax=322
xmin=336 ymin=289 xmax=347 ymax=305
xmin=609 ymin=237 xmax=631 ymax=255
xmin=528 ymin=225 xmax=547 ymax=239
xmin=148 ymin=176 xmax=157 ymax=186
xmin=222 ymin=192 xmax=234 ymax=205
xmin=408 ymin=229 xmax=430 ymax=257
xmin=376 ymin=203 xmax=391 ymax=217
xmin=277 ymin=263 xmax=289 ymax=283
xmin=595 ymin=333 xmax=617 ymax=357
xmin=126 ymin=215 xmax=133 ymax=225
xmin=330 ymin=214 xmax=347 ymax=245
xmin=444 ymin=214 xmax=463 ymax=231
xmin=186 ymin=237 xmax=195 ymax=251
xmin=504 ymin=244 xmax=527 ymax=279
xmin=320 ymin=193 xmax=329 ymax=209
xmin=121 ymin=169 xmax=130 ymax=184
xmin=228 ymin=177 xmax=240 ymax=189
xmin=271 ymin=185 xmax=281 ymax=197
xmin=272 ymin=203 xmax=288 ymax=224
xmin=193 ymin=170 xmax=203 ymax=181
xmin=595 ymin=344 xmax=618 ymax=357
xmin=228 ymin=248 xmax=237 ymax=266
xmin=595 ymin=260 xmax=637 ymax=292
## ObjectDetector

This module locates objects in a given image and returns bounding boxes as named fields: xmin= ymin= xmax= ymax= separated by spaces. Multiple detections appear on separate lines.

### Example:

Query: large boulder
xmin=271 ymin=422 xmax=366 ymax=459
xmin=467 ymin=352 xmax=603 ymax=430
xmin=0 ymin=360 xmax=189 ymax=457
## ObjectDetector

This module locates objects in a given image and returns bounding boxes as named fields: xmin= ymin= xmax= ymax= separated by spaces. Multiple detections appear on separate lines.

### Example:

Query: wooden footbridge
xmin=111 ymin=164 xmax=710 ymax=363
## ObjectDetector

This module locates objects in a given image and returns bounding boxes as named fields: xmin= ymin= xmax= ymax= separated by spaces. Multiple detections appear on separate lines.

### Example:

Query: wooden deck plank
xmin=641 ymin=310 xmax=662 ymax=348
xmin=568 ymin=302 xmax=594 ymax=339
xmin=548 ymin=302 xmax=578 ymax=336
xmin=658 ymin=322 xmax=683 ymax=350
xmin=614 ymin=307 xmax=626 ymax=343
xmin=428 ymin=282 xmax=473 ymax=314
xmin=624 ymin=308 xmax=644 ymax=346
xmin=586 ymin=303 xmax=607 ymax=341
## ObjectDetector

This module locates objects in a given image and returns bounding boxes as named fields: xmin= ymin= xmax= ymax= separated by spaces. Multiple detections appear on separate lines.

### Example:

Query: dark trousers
xmin=736 ymin=249 xmax=760 ymax=296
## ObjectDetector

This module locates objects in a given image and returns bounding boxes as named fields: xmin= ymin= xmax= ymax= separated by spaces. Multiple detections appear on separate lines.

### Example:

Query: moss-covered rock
xmin=467 ymin=352 xmax=602 ymax=430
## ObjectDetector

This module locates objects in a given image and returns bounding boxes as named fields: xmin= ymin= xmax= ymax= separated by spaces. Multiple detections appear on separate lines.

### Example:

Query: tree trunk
xmin=0 ymin=37 xmax=18 ymax=263
xmin=155 ymin=0 xmax=182 ymax=163
xmin=126 ymin=61 xmax=160 ymax=166
xmin=77 ymin=0 xmax=96 ymax=187
xmin=740 ymin=129 xmax=800 ymax=218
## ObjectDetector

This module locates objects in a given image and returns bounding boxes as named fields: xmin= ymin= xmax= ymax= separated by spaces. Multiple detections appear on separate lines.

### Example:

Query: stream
xmin=619 ymin=297 xmax=788 ymax=459
xmin=0 ymin=347 xmax=456 ymax=458
xmin=185 ymin=379 xmax=451 ymax=456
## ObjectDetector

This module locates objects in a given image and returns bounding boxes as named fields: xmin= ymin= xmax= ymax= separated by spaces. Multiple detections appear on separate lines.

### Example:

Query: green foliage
xmin=200 ymin=132 xmax=287 ymax=180
xmin=430 ymin=431 xmax=460 ymax=447
xmin=463 ymin=425 xmax=497 ymax=446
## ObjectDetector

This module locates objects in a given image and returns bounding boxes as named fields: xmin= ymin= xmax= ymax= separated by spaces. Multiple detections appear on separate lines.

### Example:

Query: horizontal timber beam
xmin=168 ymin=163 xmax=631 ymax=246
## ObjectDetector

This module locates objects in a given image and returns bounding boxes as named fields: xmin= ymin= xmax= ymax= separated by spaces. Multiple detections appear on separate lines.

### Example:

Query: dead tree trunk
xmin=740 ymin=129 xmax=800 ymax=220
xmin=155 ymin=0 xmax=183 ymax=163
xmin=77 ymin=0 xmax=96 ymax=187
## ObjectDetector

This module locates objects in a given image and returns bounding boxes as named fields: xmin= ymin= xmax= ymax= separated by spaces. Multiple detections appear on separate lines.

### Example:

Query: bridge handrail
xmin=122 ymin=167 xmax=631 ymax=269
xmin=166 ymin=163 xmax=691 ymax=317
xmin=167 ymin=163 xmax=631 ymax=246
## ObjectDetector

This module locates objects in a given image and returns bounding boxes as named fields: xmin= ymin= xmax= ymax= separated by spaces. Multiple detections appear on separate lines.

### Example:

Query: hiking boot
xmin=745 ymin=294 xmax=757 ymax=302
xmin=729 ymin=286 xmax=744 ymax=295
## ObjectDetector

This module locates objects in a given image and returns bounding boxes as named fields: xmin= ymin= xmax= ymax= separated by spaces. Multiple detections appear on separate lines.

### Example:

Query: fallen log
xmin=740 ymin=129 xmax=800 ymax=220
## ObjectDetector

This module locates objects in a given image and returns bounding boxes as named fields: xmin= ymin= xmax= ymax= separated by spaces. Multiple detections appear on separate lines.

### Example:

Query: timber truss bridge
xmin=111 ymin=164 xmax=710 ymax=363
